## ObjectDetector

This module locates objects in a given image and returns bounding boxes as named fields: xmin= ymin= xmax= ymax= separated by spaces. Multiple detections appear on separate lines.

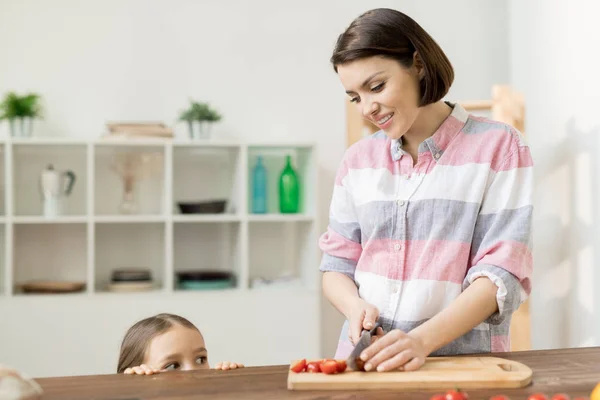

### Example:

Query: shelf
xmin=13 ymin=216 xmax=88 ymax=224
xmin=12 ymin=144 xmax=87 ymax=216
xmin=0 ymin=140 xmax=318 ymax=298
xmin=94 ymin=145 xmax=165 ymax=216
xmin=173 ymin=214 xmax=241 ymax=223
xmin=13 ymin=223 xmax=88 ymax=294
xmin=173 ymin=221 xmax=243 ymax=291
xmin=95 ymin=215 xmax=166 ymax=223
xmin=9 ymin=137 xmax=89 ymax=145
xmin=247 ymin=213 xmax=314 ymax=222
xmin=247 ymin=146 xmax=315 ymax=216
xmin=172 ymin=145 xmax=242 ymax=215
xmin=95 ymin=222 xmax=165 ymax=293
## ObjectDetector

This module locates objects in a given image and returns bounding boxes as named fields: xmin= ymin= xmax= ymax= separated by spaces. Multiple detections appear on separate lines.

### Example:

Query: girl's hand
xmin=123 ymin=364 xmax=161 ymax=375
xmin=358 ymin=330 xmax=427 ymax=372
xmin=348 ymin=298 xmax=380 ymax=345
xmin=213 ymin=361 xmax=245 ymax=370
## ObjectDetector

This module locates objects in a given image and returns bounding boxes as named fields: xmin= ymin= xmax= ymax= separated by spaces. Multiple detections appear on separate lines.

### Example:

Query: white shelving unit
xmin=0 ymin=136 xmax=322 ymax=377
xmin=0 ymin=136 xmax=319 ymax=295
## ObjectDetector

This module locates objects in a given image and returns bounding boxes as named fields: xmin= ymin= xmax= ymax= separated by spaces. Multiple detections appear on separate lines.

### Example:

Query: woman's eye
xmin=371 ymin=82 xmax=385 ymax=92
xmin=196 ymin=356 xmax=207 ymax=365
xmin=163 ymin=363 xmax=180 ymax=371
xmin=349 ymin=96 xmax=360 ymax=103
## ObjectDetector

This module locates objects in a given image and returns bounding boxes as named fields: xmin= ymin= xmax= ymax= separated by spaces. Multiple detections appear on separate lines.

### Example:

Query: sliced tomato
xmin=528 ymin=394 xmax=549 ymax=400
xmin=319 ymin=360 xmax=338 ymax=374
xmin=289 ymin=359 xmax=306 ymax=373
xmin=306 ymin=361 xmax=321 ymax=373
xmin=335 ymin=360 xmax=347 ymax=373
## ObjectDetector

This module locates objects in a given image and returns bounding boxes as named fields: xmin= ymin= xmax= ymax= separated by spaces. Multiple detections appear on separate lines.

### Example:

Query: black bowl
xmin=177 ymin=200 xmax=227 ymax=214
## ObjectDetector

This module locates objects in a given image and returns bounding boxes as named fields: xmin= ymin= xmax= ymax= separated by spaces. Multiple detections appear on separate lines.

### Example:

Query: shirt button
xmin=397 ymin=200 xmax=405 ymax=206
xmin=434 ymin=152 xmax=441 ymax=159
xmin=394 ymin=243 xmax=401 ymax=251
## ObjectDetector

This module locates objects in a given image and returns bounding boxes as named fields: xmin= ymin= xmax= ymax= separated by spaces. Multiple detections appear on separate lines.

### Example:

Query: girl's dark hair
xmin=331 ymin=8 xmax=454 ymax=106
xmin=117 ymin=313 xmax=198 ymax=373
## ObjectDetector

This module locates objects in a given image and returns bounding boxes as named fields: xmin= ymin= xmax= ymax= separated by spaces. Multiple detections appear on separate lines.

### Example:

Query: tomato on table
xmin=320 ymin=359 xmax=339 ymax=374
xmin=490 ymin=395 xmax=511 ymax=400
xmin=552 ymin=395 xmax=570 ymax=400
xmin=289 ymin=359 xmax=306 ymax=373
xmin=306 ymin=361 xmax=321 ymax=373
xmin=335 ymin=360 xmax=347 ymax=373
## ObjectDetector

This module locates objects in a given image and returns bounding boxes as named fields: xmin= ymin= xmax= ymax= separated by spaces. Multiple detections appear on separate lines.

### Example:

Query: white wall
xmin=0 ymin=0 xmax=511 ymax=377
xmin=508 ymin=0 xmax=600 ymax=349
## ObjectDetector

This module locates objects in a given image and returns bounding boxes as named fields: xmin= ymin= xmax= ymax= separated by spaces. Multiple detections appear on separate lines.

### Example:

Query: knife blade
xmin=346 ymin=321 xmax=382 ymax=371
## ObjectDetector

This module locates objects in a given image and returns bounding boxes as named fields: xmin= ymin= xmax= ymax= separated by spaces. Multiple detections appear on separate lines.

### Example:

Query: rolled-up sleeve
xmin=464 ymin=142 xmax=533 ymax=325
xmin=318 ymin=155 xmax=362 ymax=279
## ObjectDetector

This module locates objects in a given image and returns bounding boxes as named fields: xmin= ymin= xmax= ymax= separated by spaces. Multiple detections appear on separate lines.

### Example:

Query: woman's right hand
xmin=348 ymin=298 xmax=381 ymax=345
xmin=123 ymin=364 xmax=161 ymax=375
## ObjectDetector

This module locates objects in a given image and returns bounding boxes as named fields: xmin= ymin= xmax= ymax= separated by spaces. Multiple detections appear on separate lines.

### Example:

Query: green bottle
xmin=279 ymin=155 xmax=300 ymax=213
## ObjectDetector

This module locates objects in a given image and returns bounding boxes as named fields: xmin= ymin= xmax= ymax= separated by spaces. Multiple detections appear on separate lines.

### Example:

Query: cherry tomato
xmin=490 ymin=396 xmax=511 ymax=400
xmin=289 ymin=359 xmax=306 ymax=373
xmin=446 ymin=390 xmax=469 ymax=400
xmin=320 ymin=360 xmax=339 ymax=374
xmin=528 ymin=394 xmax=549 ymax=400
xmin=306 ymin=361 xmax=321 ymax=373
xmin=430 ymin=395 xmax=446 ymax=400
xmin=335 ymin=360 xmax=347 ymax=373
xmin=552 ymin=395 xmax=570 ymax=400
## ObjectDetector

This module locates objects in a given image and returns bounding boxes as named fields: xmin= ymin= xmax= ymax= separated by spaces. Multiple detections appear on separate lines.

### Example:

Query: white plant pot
xmin=9 ymin=117 xmax=33 ymax=138
xmin=188 ymin=121 xmax=213 ymax=140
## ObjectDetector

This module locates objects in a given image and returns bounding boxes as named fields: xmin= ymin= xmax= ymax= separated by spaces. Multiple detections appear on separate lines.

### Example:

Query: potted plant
xmin=0 ymin=92 xmax=43 ymax=137
xmin=178 ymin=100 xmax=222 ymax=140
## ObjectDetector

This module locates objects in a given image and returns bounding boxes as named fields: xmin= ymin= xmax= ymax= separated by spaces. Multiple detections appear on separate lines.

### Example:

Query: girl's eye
xmin=371 ymin=82 xmax=385 ymax=92
xmin=163 ymin=363 xmax=180 ymax=371
xmin=196 ymin=356 xmax=208 ymax=365
xmin=349 ymin=96 xmax=360 ymax=103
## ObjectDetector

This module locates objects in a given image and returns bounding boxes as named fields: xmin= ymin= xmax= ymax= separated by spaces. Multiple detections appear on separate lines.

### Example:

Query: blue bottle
xmin=251 ymin=156 xmax=267 ymax=213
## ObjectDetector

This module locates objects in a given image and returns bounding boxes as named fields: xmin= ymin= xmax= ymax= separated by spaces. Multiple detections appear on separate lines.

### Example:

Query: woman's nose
xmin=361 ymin=99 xmax=379 ymax=118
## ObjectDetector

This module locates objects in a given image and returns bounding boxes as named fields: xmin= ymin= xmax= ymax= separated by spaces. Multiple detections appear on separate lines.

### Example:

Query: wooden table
xmin=36 ymin=347 xmax=600 ymax=400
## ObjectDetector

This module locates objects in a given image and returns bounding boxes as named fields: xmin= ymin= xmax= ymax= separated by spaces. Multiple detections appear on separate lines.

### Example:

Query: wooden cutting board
xmin=287 ymin=356 xmax=532 ymax=391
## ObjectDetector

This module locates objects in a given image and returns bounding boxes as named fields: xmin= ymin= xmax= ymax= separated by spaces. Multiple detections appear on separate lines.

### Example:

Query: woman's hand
xmin=213 ymin=361 xmax=245 ymax=370
xmin=348 ymin=298 xmax=380 ymax=345
xmin=358 ymin=329 xmax=428 ymax=372
xmin=123 ymin=364 xmax=161 ymax=375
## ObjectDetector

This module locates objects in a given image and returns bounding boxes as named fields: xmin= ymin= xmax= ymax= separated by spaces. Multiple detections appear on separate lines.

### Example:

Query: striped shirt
xmin=319 ymin=102 xmax=533 ymax=358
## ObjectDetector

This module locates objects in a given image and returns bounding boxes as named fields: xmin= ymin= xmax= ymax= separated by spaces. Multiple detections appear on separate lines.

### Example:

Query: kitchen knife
xmin=346 ymin=321 xmax=382 ymax=371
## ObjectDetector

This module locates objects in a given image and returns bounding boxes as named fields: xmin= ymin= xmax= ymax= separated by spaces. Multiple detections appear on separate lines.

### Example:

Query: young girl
xmin=320 ymin=8 xmax=533 ymax=373
xmin=117 ymin=313 xmax=244 ymax=374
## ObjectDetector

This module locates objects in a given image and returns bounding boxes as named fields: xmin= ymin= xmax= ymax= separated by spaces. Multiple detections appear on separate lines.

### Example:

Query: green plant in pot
xmin=0 ymin=92 xmax=43 ymax=137
xmin=178 ymin=100 xmax=222 ymax=140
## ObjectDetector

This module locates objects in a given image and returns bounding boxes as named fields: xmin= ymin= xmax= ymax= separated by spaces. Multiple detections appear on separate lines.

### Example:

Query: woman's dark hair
xmin=331 ymin=8 xmax=454 ymax=106
xmin=117 ymin=313 xmax=199 ymax=373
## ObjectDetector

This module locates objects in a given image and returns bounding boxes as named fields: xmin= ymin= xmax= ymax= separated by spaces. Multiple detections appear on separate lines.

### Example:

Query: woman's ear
xmin=413 ymin=51 xmax=425 ymax=79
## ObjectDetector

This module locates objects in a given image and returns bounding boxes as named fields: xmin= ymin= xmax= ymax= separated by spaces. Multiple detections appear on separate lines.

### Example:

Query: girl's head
xmin=117 ymin=313 xmax=209 ymax=373
xmin=331 ymin=8 xmax=454 ymax=140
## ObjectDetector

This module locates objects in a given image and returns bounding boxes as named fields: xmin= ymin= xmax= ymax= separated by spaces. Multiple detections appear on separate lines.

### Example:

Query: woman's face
xmin=337 ymin=55 xmax=422 ymax=140
xmin=144 ymin=324 xmax=210 ymax=372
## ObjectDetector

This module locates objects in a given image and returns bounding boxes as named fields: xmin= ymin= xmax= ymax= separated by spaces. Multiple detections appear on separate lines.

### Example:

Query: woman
xmin=319 ymin=8 xmax=533 ymax=373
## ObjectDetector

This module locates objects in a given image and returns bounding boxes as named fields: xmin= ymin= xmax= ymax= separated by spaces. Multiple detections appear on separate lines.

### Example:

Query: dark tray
xmin=176 ymin=270 xmax=234 ymax=282
xmin=177 ymin=200 xmax=227 ymax=214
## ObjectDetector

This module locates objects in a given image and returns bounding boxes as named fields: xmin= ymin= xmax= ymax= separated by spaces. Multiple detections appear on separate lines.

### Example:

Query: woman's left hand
xmin=359 ymin=329 xmax=428 ymax=372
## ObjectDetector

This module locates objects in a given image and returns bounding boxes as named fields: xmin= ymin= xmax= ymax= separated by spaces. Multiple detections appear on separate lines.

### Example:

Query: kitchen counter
xmin=36 ymin=347 xmax=600 ymax=400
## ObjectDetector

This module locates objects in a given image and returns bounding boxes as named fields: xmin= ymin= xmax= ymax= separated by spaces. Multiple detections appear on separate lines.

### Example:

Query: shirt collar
xmin=390 ymin=101 xmax=469 ymax=162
